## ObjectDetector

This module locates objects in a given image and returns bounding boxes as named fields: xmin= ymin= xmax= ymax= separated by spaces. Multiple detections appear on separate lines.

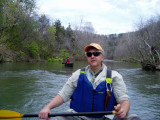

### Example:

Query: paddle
xmin=0 ymin=110 xmax=117 ymax=119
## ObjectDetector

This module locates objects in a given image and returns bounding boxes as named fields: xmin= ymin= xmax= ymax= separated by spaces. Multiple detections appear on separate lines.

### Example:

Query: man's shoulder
xmin=111 ymin=70 xmax=122 ymax=78
xmin=72 ymin=66 xmax=89 ymax=75
xmin=102 ymin=64 xmax=122 ymax=79
xmin=72 ymin=69 xmax=81 ymax=75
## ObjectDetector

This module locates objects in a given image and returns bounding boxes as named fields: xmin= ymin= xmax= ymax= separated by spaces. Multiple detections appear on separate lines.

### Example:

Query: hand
xmin=39 ymin=107 xmax=51 ymax=120
xmin=114 ymin=104 xmax=127 ymax=119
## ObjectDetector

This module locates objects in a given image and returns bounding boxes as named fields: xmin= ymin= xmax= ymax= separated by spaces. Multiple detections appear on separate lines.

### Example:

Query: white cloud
xmin=36 ymin=0 xmax=160 ymax=35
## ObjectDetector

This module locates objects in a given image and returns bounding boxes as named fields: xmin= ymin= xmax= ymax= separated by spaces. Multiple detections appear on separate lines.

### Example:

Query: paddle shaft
xmin=23 ymin=111 xmax=116 ymax=118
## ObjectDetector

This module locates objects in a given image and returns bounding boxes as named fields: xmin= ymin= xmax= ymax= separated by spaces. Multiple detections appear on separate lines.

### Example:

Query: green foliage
xmin=5 ymin=26 xmax=22 ymax=50
xmin=19 ymin=50 xmax=25 ymax=56
xmin=54 ymin=20 xmax=65 ymax=43
xmin=48 ymin=26 xmax=56 ymax=35
xmin=59 ymin=49 xmax=69 ymax=60
xmin=54 ymin=20 xmax=65 ymax=33
xmin=0 ymin=0 xmax=5 ymax=28
xmin=0 ymin=0 xmax=76 ymax=62
xmin=37 ymin=38 xmax=55 ymax=59
xmin=0 ymin=33 xmax=8 ymax=44
xmin=27 ymin=43 xmax=39 ymax=58
xmin=48 ymin=57 xmax=63 ymax=62
xmin=46 ymin=26 xmax=56 ymax=48
xmin=17 ymin=50 xmax=26 ymax=60
xmin=66 ymin=24 xmax=72 ymax=38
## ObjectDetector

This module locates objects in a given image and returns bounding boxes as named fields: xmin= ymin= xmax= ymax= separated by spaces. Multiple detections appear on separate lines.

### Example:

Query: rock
xmin=156 ymin=65 xmax=160 ymax=70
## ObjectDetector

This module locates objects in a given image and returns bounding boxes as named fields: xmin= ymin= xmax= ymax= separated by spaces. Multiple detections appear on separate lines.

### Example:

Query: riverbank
xmin=1 ymin=46 xmax=160 ymax=71
xmin=121 ymin=58 xmax=160 ymax=71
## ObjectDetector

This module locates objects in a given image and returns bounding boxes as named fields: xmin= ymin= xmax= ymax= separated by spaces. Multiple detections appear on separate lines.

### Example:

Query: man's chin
xmin=90 ymin=63 xmax=97 ymax=67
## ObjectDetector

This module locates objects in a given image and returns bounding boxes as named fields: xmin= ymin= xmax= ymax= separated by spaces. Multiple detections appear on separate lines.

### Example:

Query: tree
xmin=82 ymin=22 xmax=95 ymax=33
xmin=54 ymin=19 xmax=65 ymax=50
xmin=128 ymin=15 xmax=160 ymax=70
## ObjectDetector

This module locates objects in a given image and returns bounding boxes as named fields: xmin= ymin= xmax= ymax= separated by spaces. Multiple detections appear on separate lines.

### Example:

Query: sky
xmin=36 ymin=0 xmax=160 ymax=35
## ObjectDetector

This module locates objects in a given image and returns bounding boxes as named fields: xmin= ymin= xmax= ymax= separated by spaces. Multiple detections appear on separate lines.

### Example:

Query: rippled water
xmin=0 ymin=61 xmax=160 ymax=120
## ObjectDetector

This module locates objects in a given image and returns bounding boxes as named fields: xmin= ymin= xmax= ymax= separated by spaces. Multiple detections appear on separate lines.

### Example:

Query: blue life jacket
xmin=70 ymin=68 xmax=117 ymax=117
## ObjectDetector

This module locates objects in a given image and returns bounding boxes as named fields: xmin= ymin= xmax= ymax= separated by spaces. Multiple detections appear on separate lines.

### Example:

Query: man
xmin=65 ymin=57 xmax=70 ymax=63
xmin=39 ymin=43 xmax=140 ymax=120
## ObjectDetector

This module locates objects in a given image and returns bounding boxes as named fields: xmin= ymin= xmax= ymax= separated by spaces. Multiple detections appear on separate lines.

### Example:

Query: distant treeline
xmin=0 ymin=0 xmax=160 ymax=70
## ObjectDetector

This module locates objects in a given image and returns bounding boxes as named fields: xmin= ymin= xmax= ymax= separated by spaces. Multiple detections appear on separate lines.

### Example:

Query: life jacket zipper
xmin=92 ymin=89 xmax=95 ymax=112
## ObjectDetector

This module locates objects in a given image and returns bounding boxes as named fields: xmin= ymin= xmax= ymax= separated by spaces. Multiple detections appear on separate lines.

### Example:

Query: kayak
xmin=65 ymin=63 xmax=73 ymax=67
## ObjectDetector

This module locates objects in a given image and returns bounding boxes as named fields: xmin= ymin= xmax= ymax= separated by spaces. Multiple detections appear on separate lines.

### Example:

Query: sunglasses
xmin=86 ymin=51 xmax=102 ymax=57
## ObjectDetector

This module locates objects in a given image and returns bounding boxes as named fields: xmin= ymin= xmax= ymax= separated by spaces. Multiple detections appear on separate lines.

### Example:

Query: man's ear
xmin=101 ymin=55 xmax=104 ymax=61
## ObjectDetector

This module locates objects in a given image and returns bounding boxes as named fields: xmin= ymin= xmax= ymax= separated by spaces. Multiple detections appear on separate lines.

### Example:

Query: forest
xmin=0 ymin=0 xmax=160 ymax=71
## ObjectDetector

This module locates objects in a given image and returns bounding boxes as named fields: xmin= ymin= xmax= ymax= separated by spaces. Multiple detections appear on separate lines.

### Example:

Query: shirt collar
xmin=89 ymin=64 xmax=104 ymax=77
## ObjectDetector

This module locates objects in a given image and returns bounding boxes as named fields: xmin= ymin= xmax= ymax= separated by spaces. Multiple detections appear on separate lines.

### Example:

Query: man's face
xmin=86 ymin=48 xmax=104 ymax=68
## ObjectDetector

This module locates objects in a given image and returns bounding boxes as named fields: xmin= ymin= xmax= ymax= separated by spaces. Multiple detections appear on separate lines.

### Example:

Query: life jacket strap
xmin=80 ymin=67 xmax=87 ymax=75
xmin=105 ymin=69 xmax=112 ymax=110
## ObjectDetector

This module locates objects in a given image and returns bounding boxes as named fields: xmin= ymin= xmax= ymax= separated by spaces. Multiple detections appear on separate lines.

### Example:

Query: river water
xmin=0 ymin=60 xmax=160 ymax=120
